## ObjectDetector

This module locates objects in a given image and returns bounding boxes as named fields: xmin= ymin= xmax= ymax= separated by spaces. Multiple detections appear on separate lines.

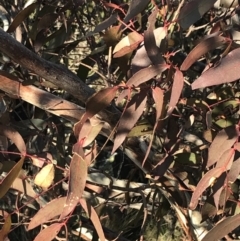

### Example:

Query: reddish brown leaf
xmin=189 ymin=167 xmax=223 ymax=210
xmin=113 ymin=31 xmax=143 ymax=58
xmin=0 ymin=125 xmax=26 ymax=155
xmin=201 ymin=214 xmax=240 ymax=241
xmin=192 ymin=48 xmax=240 ymax=89
xmin=7 ymin=3 xmax=39 ymax=33
xmin=112 ymin=90 xmax=147 ymax=153
xmin=0 ymin=156 xmax=25 ymax=199
xmin=167 ymin=69 xmax=184 ymax=116
xmin=33 ymin=223 xmax=63 ymax=241
xmin=126 ymin=64 xmax=168 ymax=87
xmin=28 ymin=197 xmax=66 ymax=230
xmin=228 ymin=157 xmax=240 ymax=183
xmin=180 ymin=35 xmax=226 ymax=71
xmin=142 ymin=87 xmax=164 ymax=167
xmin=178 ymin=0 xmax=217 ymax=30
xmin=144 ymin=27 xmax=166 ymax=65
xmin=79 ymin=199 xmax=105 ymax=241
xmin=60 ymin=154 xmax=87 ymax=219
xmin=215 ymin=148 xmax=235 ymax=169
xmin=207 ymin=125 xmax=238 ymax=167
xmin=86 ymin=86 xmax=119 ymax=119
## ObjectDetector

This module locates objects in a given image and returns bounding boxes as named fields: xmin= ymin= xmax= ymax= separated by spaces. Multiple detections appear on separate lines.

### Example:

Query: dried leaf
xmin=192 ymin=48 xmax=240 ymax=89
xmin=189 ymin=167 xmax=223 ymax=210
xmin=34 ymin=164 xmax=55 ymax=189
xmin=79 ymin=199 xmax=105 ymax=241
xmin=7 ymin=3 xmax=39 ymax=33
xmin=167 ymin=69 xmax=184 ymax=116
xmin=33 ymin=223 xmax=63 ymax=241
xmin=60 ymin=154 xmax=87 ymax=219
xmin=207 ymin=125 xmax=238 ymax=167
xmin=0 ymin=215 xmax=11 ymax=240
xmin=201 ymin=214 xmax=240 ymax=241
xmin=0 ymin=125 xmax=26 ymax=155
xmin=112 ymin=90 xmax=147 ymax=153
xmin=178 ymin=0 xmax=217 ymax=30
xmin=181 ymin=35 xmax=226 ymax=71
xmin=0 ymin=156 xmax=25 ymax=198
xmin=28 ymin=197 xmax=66 ymax=230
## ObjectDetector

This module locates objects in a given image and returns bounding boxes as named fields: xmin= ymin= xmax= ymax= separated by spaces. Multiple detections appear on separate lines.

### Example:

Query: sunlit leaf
xmin=28 ymin=197 xmax=66 ymax=230
xmin=7 ymin=3 xmax=39 ymax=33
xmin=167 ymin=69 xmax=184 ymax=116
xmin=60 ymin=154 xmax=87 ymax=219
xmin=79 ymin=199 xmax=105 ymax=241
xmin=189 ymin=167 xmax=224 ymax=210
xmin=33 ymin=223 xmax=63 ymax=241
xmin=201 ymin=214 xmax=240 ymax=241
xmin=192 ymin=48 xmax=240 ymax=89
xmin=0 ymin=156 xmax=25 ymax=198
xmin=181 ymin=35 xmax=226 ymax=71
xmin=34 ymin=164 xmax=55 ymax=189
xmin=207 ymin=125 xmax=238 ymax=167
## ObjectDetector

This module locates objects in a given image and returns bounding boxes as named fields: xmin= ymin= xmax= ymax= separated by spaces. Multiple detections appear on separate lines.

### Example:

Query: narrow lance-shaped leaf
xmin=112 ymin=90 xmax=147 ymax=153
xmin=192 ymin=48 xmax=240 ymax=89
xmin=142 ymin=87 xmax=164 ymax=167
xmin=80 ymin=199 xmax=105 ymax=241
xmin=28 ymin=197 xmax=66 ymax=230
xmin=60 ymin=154 xmax=88 ymax=219
xmin=167 ymin=69 xmax=184 ymax=116
xmin=0 ymin=156 xmax=25 ymax=198
xmin=94 ymin=13 xmax=118 ymax=33
xmin=127 ymin=64 xmax=168 ymax=87
xmin=0 ymin=124 xmax=26 ymax=155
xmin=207 ymin=125 xmax=238 ymax=167
xmin=33 ymin=223 xmax=63 ymax=241
xmin=178 ymin=0 xmax=217 ymax=30
xmin=189 ymin=167 xmax=223 ymax=210
xmin=202 ymin=214 xmax=240 ymax=241
xmin=122 ymin=0 xmax=150 ymax=28
xmin=181 ymin=35 xmax=226 ymax=71
xmin=7 ymin=3 xmax=39 ymax=33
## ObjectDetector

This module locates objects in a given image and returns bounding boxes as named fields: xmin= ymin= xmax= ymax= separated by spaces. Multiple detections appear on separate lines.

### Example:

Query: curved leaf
xmin=7 ymin=3 xmax=39 ymax=33
xmin=189 ymin=167 xmax=223 ymax=210
xmin=178 ymin=0 xmax=217 ymax=30
xmin=181 ymin=35 xmax=226 ymax=71
xmin=60 ymin=154 xmax=88 ymax=219
xmin=79 ymin=199 xmax=105 ymax=241
xmin=0 ymin=156 xmax=25 ymax=198
xmin=28 ymin=197 xmax=66 ymax=230
xmin=207 ymin=125 xmax=238 ymax=167
xmin=202 ymin=214 xmax=240 ymax=241
xmin=167 ymin=69 xmax=184 ymax=116
xmin=192 ymin=48 xmax=240 ymax=89
xmin=33 ymin=223 xmax=63 ymax=241
xmin=34 ymin=164 xmax=55 ymax=189
xmin=112 ymin=90 xmax=147 ymax=153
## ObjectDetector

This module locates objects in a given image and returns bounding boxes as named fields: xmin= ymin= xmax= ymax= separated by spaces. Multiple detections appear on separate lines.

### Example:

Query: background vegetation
xmin=0 ymin=0 xmax=239 ymax=240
